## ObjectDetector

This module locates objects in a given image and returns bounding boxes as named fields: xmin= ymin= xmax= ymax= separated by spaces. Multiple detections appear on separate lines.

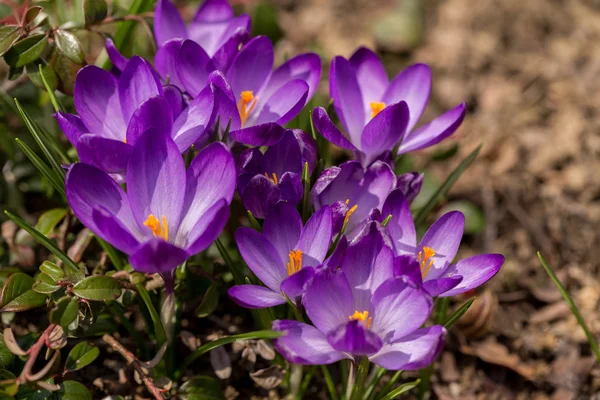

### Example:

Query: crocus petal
xmin=228 ymin=285 xmax=286 ymax=308
xmin=370 ymin=326 xmax=446 ymax=370
xmin=370 ymin=277 xmax=433 ymax=342
xmin=163 ymin=85 xmax=186 ymax=118
xmin=297 ymin=206 xmax=333 ymax=264
xmin=278 ymin=172 xmax=303 ymax=206
xmin=184 ymin=199 xmax=230 ymax=254
xmin=262 ymin=202 xmax=302 ymax=264
xmin=129 ymin=238 xmax=189 ymax=274
xmin=235 ymin=227 xmax=287 ymax=291
xmin=66 ymin=163 xmax=140 ymax=250
xmin=280 ymin=267 xmax=315 ymax=303
xmin=55 ymin=112 xmax=86 ymax=145
xmin=211 ymin=26 xmax=249 ymax=71
xmin=423 ymin=277 xmax=463 ymax=297
xmin=172 ymin=84 xmax=216 ymax=152
xmin=396 ymin=172 xmax=423 ymax=205
xmin=91 ymin=207 xmax=141 ymax=254
xmin=125 ymin=96 xmax=173 ymax=146
xmin=118 ymin=57 xmax=163 ymax=125
xmin=229 ymin=122 xmax=287 ymax=147
xmin=255 ymin=80 xmax=309 ymax=126
xmin=76 ymin=135 xmax=132 ymax=174
xmin=292 ymin=129 xmax=318 ymax=172
xmin=348 ymin=47 xmax=388 ymax=115
xmin=126 ymin=128 xmax=186 ymax=234
xmin=263 ymin=130 xmax=303 ymax=177
xmin=324 ymin=236 xmax=347 ymax=269
xmin=330 ymin=56 xmax=365 ymax=143
xmin=74 ymin=66 xmax=125 ymax=140
xmin=310 ymin=161 xmax=362 ymax=210
xmin=273 ymin=320 xmax=346 ymax=365
xmin=439 ymin=254 xmax=504 ymax=297
xmin=240 ymin=174 xmax=281 ymax=219
xmin=360 ymin=101 xmax=409 ymax=166
xmin=188 ymin=15 xmax=250 ymax=57
xmin=226 ymin=36 xmax=273 ymax=97
xmin=341 ymin=225 xmax=394 ymax=311
xmin=155 ymin=39 xmax=184 ymax=88
xmin=393 ymin=255 xmax=423 ymax=286
xmin=382 ymin=189 xmax=417 ymax=255
xmin=154 ymin=0 xmax=187 ymax=47
xmin=382 ymin=63 xmax=431 ymax=133
xmin=327 ymin=320 xmax=383 ymax=355
xmin=312 ymin=107 xmax=357 ymax=151
xmin=208 ymin=70 xmax=241 ymax=134
xmin=399 ymin=103 xmax=466 ymax=154
xmin=105 ymin=38 xmax=128 ymax=72
xmin=419 ymin=211 xmax=465 ymax=279
xmin=303 ymin=268 xmax=354 ymax=334
xmin=193 ymin=0 xmax=234 ymax=22
xmin=176 ymin=40 xmax=216 ymax=97
xmin=261 ymin=53 xmax=322 ymax=104
xmin=178 ymin=142 xmax=235 ymax=240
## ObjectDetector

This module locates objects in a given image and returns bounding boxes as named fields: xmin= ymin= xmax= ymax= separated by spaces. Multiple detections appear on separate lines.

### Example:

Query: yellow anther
xmin=344 ymin=204 xmax=358 ymax=226
xmin=286 ymin=249 xmax=303 ymax=276
xmin=370 ymin=102 xmax=386 ymax=119
xmin=264 ymin=172 xmax=279 ymax=185
xmin=417 ymin=246 xmax=436 ymax=278
xmin=345 ymin=199 xmax=350 ymax=205
xmin=144 ymin=214 xmax=169 ymax=241
xmin=238 ymin=90 xmax=258 ymax=127
xmin=349 ymin=310 xmax=372 ymax=329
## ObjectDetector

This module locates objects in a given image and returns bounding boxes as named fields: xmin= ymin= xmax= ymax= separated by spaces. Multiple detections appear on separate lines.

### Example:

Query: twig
xmin=102 ymin=334 xmax=164 ymax=400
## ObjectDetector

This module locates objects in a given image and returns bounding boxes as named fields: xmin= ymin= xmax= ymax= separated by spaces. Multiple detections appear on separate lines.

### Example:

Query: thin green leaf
xmin=65 ymin=342 xmax=100 ymax=372
xmin=72 ymin=276 xmax=122 ymax=301
xmin=4 ymin=211 xmax=78 ymax=272
xmin=38 ymin=63 xmax=63 ymax=112
xmin=54 ymin=30 xmax=85 ymax=64
xmin=4 ymin=34 xmax=46 ymax=67
xmin=195 ymin=283 xmax=219 ymax=318
xmin=15 ymin=138 xmax=65 ymax=198
xmin=413 ymin=145 xmax=481 ymax=226
xmin=180 ymin=331 xmax=283 ymax=373
xmin=538 ymin=252 xmax=600 ymax=362
xmin=35 ymin=208 xmax=67 ymax=237
xmin=380 ymin=379 xmax=420 ymax=400
xmin=444 ymin=297 xmax=476 ymax=329
xmin=136 ymin=283 xmax=167 ymax=347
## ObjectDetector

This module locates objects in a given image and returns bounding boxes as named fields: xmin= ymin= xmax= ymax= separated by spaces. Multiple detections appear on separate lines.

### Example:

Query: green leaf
xmin=380 ymin=379 xmax=420 ymax=400
xmin=4 ymin=34 xmax=47 ymax=68
xmin=14 ymin=139 xmax=65 ymax=198
xmin=444 ymin=297 xmax=475 ymax=329
xmin=0 ymin=273 xmax=46 ymax=312
xmin=413 ymin=145 xmax=481 ymax=226
xmin=57 ymin=381 xmax=92 ymax=400
xmin=35 ymin=208 xmax=67 ymax=237
xmin=26 ymin=60 xmax=59 ymax=93
xmin=40 ymin=261 xmax=64 ymax=281
xmin=64 ymin=342 xmax=99 ymax=372
xmin=50 ymin=297 xmax=78 ymax=329
xmin=54 ymin=30 xmax=85 ymax=64
xmin=72 ymin=276 xmax=121 ymax=301
xmin=4 ymin=211 xmax=78 ymax=273
xmin=49 ymin=49 xmax=80 ymax=96
xmin=180 ymin=376 xmax=225 ymax=400
xmin=195 ymin=283 xmax=218 ymax=318
xmin=83 ymin=0 xmax=108 ymax=26
xmin=0 ymin=25 xmax=21 ymax=57
xmin=0 ymin=334 xmax=15 ymax=369
xmin=24 ymin=6 xmax=43 ymax=26
xmin=33 ymin=273 xmax=60 ymax=294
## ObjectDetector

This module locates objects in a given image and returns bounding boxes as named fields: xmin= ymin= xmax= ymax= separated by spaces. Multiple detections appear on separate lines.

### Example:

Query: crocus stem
xmin=350 ymin=357 xmax=370 ymax=400
xmin=345 ymin=360 xmax=356 ymax=400
xmin=302 ymin=161 xmax=311 ymax=222
xmin=538 ymin=252 xmax=600 ymax=362
xmin=321 ymin=365 xmax=339 ymax=400
xmin=364 ymin=367 xmax=385 ymax=400
xmin=299 ymin=365 xmax=316 ymax=398
xmin=136 ymin=283 xmax=167 ymax=348
xmin=290 ymin=364 xmax=303 ymax=399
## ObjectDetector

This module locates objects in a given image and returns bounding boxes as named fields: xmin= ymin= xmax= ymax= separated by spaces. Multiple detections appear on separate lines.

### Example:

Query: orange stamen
xmin=417 ymin=246 xmax=436 ymax=278
xmin=238 ymin=90 xmax=258 ymax=127
xmin=349 ymin=310 xmax=372 ymax=329
xmin=264 ymin=172 xmax=279 ymax=185
xmin=370 ymin=102 xmax=386 ymax=119
xmin=144 ymin=214 xmax=169 ymax=241
xmin=286 ymin=249 xmax=303 ymax=276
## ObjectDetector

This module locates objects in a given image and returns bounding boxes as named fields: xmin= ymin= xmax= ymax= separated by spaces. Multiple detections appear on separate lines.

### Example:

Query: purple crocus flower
xmin=174 ymin=35 xmax=321 ymax=144
xmin=55 ymin=56 xmax=216 ymax=175
xmin=228 ymin=202 xmax=333 ymax=308
xmin=237 ymin=129 xmax=316 ymax=219
xmin=314 ymin=47 xmax=466 ymax=167
xmin=273 ymin=227 xmax=445 ymax=369
xmin=154 ymin=0 xmax=250 ymax=71
xmin=65 ymin=129 xmax=235 ymax=289
xmin=382 ymin=190 xmax=504 ymax=297
xmin=311 ymin=160 xmax=396 ymax=236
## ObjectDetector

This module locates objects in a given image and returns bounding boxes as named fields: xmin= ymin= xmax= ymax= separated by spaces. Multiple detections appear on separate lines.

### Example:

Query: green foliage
xmin=71 ymin=276 xmax=122 ymax=301
xmin=64 ymin=342 xmax=100 ymax=372
xmin=49 ymin=297 xmax=79 ymax=329
xmin=0 ymin=273 xmax=47 ymax=312
xmin=195 ymin=283 xmax=219 ymax=318
xmin=180 ymin=376 xmax=225 ymax=400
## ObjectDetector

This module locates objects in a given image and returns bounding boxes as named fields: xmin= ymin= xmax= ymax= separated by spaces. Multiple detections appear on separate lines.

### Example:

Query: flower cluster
xmin=56 ymin=0 xmax=504 ymax=379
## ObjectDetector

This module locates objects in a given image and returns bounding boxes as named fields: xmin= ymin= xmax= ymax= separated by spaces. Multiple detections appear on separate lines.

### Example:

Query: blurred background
xmin=1 ymin=0 xmax=600 ymax=398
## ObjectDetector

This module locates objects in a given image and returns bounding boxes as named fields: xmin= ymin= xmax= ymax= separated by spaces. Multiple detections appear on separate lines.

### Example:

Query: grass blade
xmin=39 ymin=64 xmax=64 ymax=113
xmin=444 ymin=297 xmax=476 ymax=329
xmin=538 ymin=252 xmax=600 ymax=362
xmin=15 ymin=138 xmax=65 ymax=198
xmin=414 ymin=145 xmax=481 ymax=226
xmin=4 ymin=210 xmax=78 ymax=272
xmin=380 ymin=379 xmax=420 ymax=400
xmin=96 ymin=236 xmax=124 ymax=271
